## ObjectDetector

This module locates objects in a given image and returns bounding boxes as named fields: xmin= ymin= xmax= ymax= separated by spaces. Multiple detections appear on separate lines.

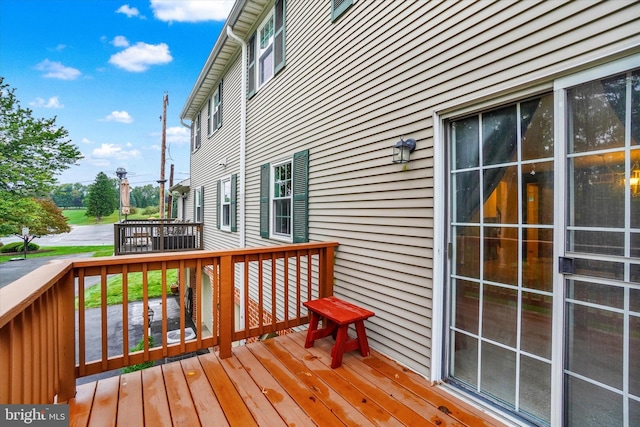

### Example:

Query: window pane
xmin=273 ymin=199 xmax=291 ymax=235
xmin=568 ymin=74 xmax=627 ymax=153
xmin=259 ymin=46 xmax=274 ymax=85
xmin=567 ymin=280 xmax=624 ymax=310
xmin=519 ymin=355 xmax=551 ymax=423
xmin=482 ymin=285 xmax=517 ymax=347
xmin=565 ymin=301 xmax=623 ymax=389
xmin=522 ymin=228 xmax=553 ymax=291
xmin=453 ymin=226 xmax=480 ymax=279
xmin=482 ymin=105 xmax=517 ymax=166
xmin=630 ymin=315 xmax=640 ymax=396
xmin=568 ymin=154 xmax=625 ymax=228
xmin=452 ymin=116 xmax=479 ymax=170
xmin=566 ymin=376 xmax=623 ymax=426
xmin=483 ymin=166 xmax=517 ymax=224
xmin=453 ymin=170 xmax=480 ymax=223
xmin=453 ymin=279 xmax=479 ymax=334
xmin=523 ymin=161 xmax=553 ymax=225
xmin=567 ymin=229 xmax=624 ymax=256
xmin=222 ymin=205 xmax=230 ymax=226
xmin=521 ymin=94 xmax=554 ymax=160
xmin=633 ymin=70 xmax=640 ymax=145
xmin=481 ymin=342 xmax=516 ymax=406
xmin=521 ymin=292 xmax=552 ymax=358
xmin=451 ymin=332 xmax=477 ymax=387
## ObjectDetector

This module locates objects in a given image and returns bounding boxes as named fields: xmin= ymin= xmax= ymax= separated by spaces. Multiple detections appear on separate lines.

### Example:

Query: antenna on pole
xmin=158 ymin=92 xmax=169 ymax=219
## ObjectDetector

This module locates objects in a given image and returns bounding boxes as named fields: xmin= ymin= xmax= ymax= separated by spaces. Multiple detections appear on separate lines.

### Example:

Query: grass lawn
xmin=62 ymin=209 xmax=150 ymax=226
xmin=78 ymin=269 xmax=178 ymax=308
xmin=0 ymin=245 xmax=114 ymax=264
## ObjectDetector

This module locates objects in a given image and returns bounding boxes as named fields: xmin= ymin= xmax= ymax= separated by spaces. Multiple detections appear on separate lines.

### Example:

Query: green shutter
xmin=274 ymin=0 xmax=286 ymax=74
xmin=260 ymin=163 xmax=270 ymax=238
xmin=216 ymin=180 xmax=221 ymax=229
xmin=230 ymin=174 xmax=237 ymax=232
xmin=247 ymin=32 xmax=256 ymax=98
xmin=331 ymin=0 xmax=352 ymax=21
xmin=218 ymin=80 xmax=223 ymax=128
xmin=292 ymin=150 xmax=309 ymax=243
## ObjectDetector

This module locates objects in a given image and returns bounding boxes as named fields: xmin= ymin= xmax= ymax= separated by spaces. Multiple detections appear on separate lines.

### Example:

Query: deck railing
xmin=0 ymin=242 xmax=338 ymax=405
xmin=113 ymin=221 xmax=204 ymax=255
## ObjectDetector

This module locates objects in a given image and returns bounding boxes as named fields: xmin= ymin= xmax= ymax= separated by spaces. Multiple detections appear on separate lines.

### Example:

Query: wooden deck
xmin=69 ymin=331 xmax=506 ymax=427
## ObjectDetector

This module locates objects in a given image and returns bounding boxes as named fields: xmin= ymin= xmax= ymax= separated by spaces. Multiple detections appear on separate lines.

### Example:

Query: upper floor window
xmin=193 ymin=113 xmax=201 ymax=151
xmin=248 ymin=0 xmax=286 ymax=97
xmin=211 ymin=80 xmax=223 ymax=133
xmin=260 ymin=149 xmax=308 ymax=242
xmin=331 ymin=0 xmax=353 ymax=21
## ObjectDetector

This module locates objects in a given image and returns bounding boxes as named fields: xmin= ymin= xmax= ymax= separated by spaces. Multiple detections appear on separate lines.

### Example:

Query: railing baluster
xmin=161 ymin=262 xmax=168 ymax=357
xmin=78 ymin=269 xmax=86 ymax=377
xmin=57 ymin=272 xmax=75 ymax=402
xmin=142 ymin=263 xmax=149 ymax=356
xmin=122 ymin=264 xmax=129 ymax=366
xmin=179 ymin=260 xmax=185 ymax=353
xmin=100 ymin=266 xmax=108 ymax=372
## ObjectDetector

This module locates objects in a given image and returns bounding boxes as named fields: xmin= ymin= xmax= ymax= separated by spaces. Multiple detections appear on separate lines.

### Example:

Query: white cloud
xmin=103 ymin=111 xmax=134 ymax=123
xmin=29 ymin=96 xmax=63 ymax=108
xmin=81 ymin=138 xmax=94 ymax=145
xmin=35 ymin=59 xmax=81 ymax=80
xmin=116 ymin=4 xmax=143 ymax=18
xmin=112 ymin=35 xmax=130 ymax=48
xmin=92 ymin=143 xmax=141 ymax=160
xmin=150 ymin=0 xmax=233 ymax=22
xmin=109 ymin=42 xmax=172 ymax=72
xmin=166 ymin=126 xmax=190 ymax=144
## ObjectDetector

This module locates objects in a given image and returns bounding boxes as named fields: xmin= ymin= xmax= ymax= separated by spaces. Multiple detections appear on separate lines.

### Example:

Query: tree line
xmin=51 ymin=180 xmax=162 ymax=211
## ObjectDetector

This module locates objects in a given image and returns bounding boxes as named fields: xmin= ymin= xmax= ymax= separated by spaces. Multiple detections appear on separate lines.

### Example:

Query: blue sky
xmin=0 ymin=0 xmax=233 ymax=187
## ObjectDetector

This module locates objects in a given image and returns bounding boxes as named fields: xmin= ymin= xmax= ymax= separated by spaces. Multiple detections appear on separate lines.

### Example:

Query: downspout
xmin=180 ymin=118 xmax=191 ymax=221
xmin=226 ymin=25 xmax=247 ymax=340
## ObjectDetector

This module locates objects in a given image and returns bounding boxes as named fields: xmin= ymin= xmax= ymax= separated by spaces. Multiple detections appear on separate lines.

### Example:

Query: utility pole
xmin=158 ymin=92 xmax=168 ymax=219
xmin=168 ymin=163 xmax=174 ymax=219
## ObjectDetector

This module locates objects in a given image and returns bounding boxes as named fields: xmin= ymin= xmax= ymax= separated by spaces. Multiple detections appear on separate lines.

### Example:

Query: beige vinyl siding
xmin=191 ymin=58 xmax=242 ymax=250
xmin=186 ymin=0 xmax=640 ymax=376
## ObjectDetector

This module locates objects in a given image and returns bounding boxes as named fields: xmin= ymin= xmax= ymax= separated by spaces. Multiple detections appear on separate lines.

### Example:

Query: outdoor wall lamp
xmin=393 ymin=138 xmax=416 ymax=163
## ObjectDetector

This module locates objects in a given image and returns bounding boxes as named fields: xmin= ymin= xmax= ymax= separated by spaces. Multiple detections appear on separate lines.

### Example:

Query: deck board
xmin=179 ymin=357 xmax=229 ymax=427
xmin=116 ymin=372 xmax=143 ymax=427
xmin=69 ymin=331 xmax=508 ymax=427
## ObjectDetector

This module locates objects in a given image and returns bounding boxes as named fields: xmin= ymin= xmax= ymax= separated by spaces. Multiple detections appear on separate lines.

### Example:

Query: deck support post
xmin=219 ymin=255 xmax=234 ymax=359
xmin=56 ymin=271 xmax=76 ymax=402
xmin=319 ymin=245 xmax=334 ymax=298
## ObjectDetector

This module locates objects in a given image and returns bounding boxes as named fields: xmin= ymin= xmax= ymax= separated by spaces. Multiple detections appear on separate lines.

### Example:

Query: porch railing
xmin=114 ymin=221 xmax=204 ymax=255
xmin=0 ymin=242 xmax=338 ymax=404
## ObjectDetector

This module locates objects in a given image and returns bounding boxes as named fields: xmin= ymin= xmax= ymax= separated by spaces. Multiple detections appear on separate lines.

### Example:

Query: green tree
xmin=51 ymin=182 xmax=87 ymax=208
xmin=130 ymin=184 xmax=159 ymax=209
xmin=0 ymin=78 xmax=82 ymax=236
xmin=85 ymin=172 xmax=118 ymax=221
xmin=0 ymin=78 xmax=82 ymax=195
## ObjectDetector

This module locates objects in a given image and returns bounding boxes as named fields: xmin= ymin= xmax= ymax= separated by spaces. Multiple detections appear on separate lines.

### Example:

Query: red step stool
xmin=303 ymin=296 xmax=375 ymax=368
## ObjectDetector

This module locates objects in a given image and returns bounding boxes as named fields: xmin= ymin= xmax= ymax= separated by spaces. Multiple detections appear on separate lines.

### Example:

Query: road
xmin=1 ymin=223 xmax=114 ymax=247
xmin=0 ymin=224 xmax=114 ymax=288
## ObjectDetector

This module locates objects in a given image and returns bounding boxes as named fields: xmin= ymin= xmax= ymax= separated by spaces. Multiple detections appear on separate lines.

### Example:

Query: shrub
xmin=0 ymin=241 xmax=40 ymax=253
xmin=122 ymin=336 xmax=155 ymax=373
xmin=142 ymin=206 xmax=159 ymax=216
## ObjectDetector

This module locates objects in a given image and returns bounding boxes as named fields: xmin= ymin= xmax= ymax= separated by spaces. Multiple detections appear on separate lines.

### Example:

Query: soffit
xmin=180 ymin=0 xmax=270 ymax=121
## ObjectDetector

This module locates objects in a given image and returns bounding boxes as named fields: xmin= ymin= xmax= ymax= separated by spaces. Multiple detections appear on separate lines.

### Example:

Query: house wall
xmin=187 ymin=0 xmax=640 ymax=377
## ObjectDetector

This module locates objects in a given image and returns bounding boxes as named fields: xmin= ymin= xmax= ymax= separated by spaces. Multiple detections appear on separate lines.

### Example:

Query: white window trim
xmin=195 ymin=186 xmax=202 ymax=223
xmin=210 ymin=85 xmax=221 ymax=134
xmin=220 ymin=176 xmax=231 ymax=231
xmin=270 ymin=158 xmax=292 ymax=242
xmin=257 ymin=10 xmax=275 ymax=90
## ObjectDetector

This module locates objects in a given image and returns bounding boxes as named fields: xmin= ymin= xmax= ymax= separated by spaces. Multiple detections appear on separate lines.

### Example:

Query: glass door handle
xmin=558 ymin=257 xmax=575 ymax=274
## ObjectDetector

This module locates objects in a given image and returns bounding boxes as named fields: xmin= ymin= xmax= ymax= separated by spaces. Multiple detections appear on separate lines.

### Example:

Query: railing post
xmin=319 ymin=245 xmax=335 ymax=298
xmin=56 ymin=271 xmax=76 ymax=402
xmin=218 ymin=255 xmax=234 ymax=358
